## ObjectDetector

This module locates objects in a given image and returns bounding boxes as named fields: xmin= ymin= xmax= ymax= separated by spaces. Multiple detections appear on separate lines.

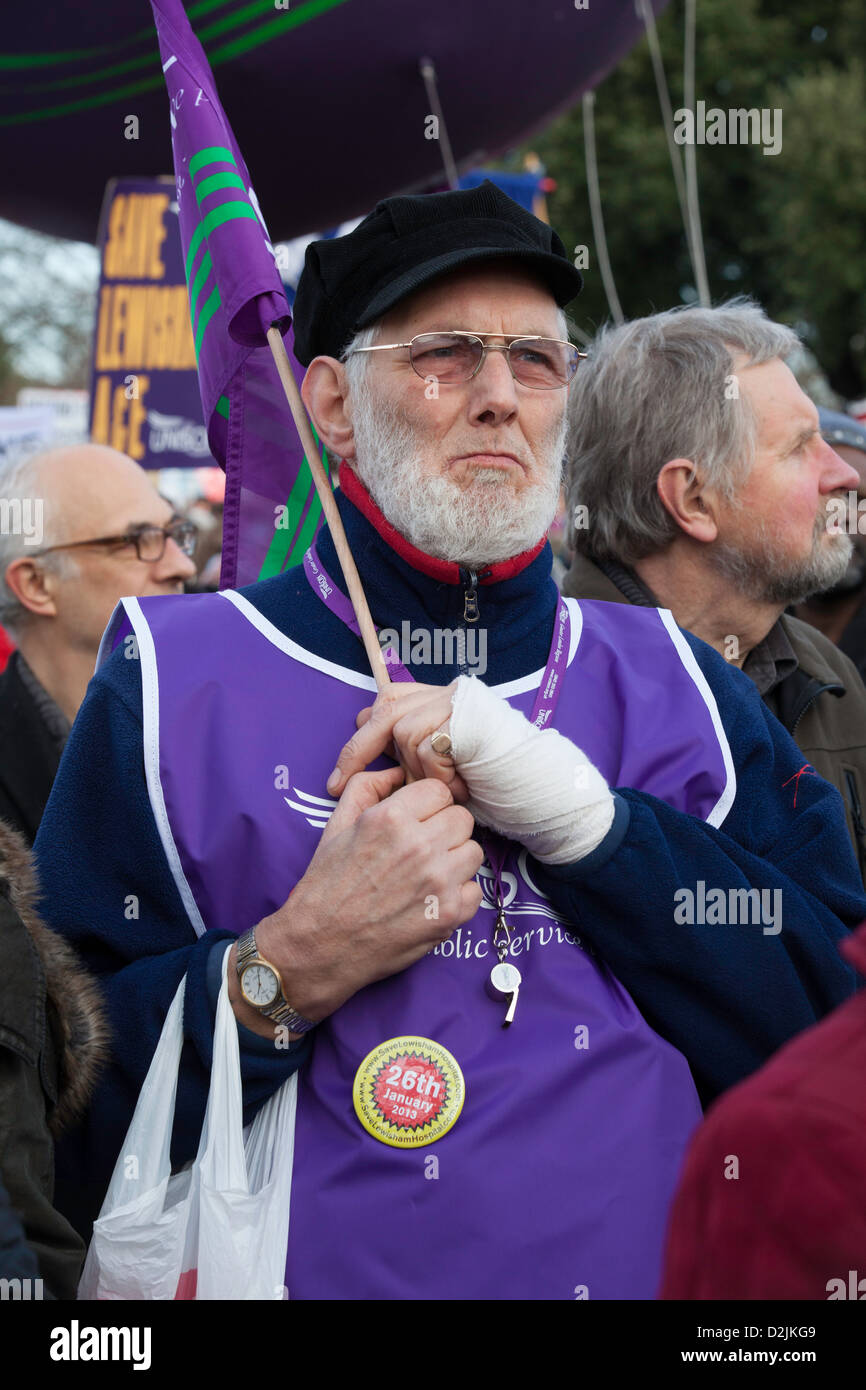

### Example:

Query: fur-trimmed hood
xmin=0 ymin=818 xmax=109 ymax=1134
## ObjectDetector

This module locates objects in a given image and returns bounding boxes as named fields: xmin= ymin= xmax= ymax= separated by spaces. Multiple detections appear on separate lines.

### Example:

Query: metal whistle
xmin=487 ymin=961 xmax=522 ymax=1026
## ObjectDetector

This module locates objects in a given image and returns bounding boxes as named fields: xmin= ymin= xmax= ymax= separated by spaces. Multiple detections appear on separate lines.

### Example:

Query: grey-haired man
xmin=562 ymin=299 xmax=866 ymax=881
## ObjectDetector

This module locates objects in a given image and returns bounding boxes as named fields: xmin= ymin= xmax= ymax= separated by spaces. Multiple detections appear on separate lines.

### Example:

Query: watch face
xmin=241 ymin=962 xmax=280 ymax=1008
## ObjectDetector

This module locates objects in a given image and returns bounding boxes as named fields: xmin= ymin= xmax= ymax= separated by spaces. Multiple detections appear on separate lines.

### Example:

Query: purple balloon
xmin=1 ymin=0 xmax=667 ymax=242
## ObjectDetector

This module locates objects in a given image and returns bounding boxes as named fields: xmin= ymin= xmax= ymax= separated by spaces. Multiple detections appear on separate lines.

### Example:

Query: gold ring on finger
xmin=431 ymin=729 xmax=454 ymax=759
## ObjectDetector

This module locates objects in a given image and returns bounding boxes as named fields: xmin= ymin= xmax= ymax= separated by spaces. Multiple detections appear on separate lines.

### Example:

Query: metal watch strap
xmin=236 ymin=927 xmax=260 ymax=972
xmin=235 ymin=926 xmax=317 ymax=1035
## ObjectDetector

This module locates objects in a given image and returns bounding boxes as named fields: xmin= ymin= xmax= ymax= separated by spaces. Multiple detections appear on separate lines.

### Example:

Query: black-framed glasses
xmin=346 ymin=331 xmax=586 ymax=389
xmin=28 ymin=518 xmax=198 ymax=563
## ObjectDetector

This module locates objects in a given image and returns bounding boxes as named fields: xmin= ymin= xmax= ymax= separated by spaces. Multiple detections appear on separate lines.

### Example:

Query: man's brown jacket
xmin=563 ymin=553 xmax=866 ymax=887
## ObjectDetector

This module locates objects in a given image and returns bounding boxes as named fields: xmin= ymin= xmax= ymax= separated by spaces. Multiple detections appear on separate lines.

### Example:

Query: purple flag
xmin=151 ymin=0 xmax=332 ymax=588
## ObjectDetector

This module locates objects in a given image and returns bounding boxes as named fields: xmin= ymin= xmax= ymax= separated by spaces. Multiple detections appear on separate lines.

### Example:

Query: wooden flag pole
xmin=266 ymin=326 xmax=391 ymax=692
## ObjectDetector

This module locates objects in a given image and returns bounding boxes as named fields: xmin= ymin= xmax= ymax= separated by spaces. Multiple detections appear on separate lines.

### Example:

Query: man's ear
xmin=300 ymin=357 xmax=357 ymax=462
xmin=3 ymin=556 xmax=59 ymax=621
xmin=656 ymin=458 xmax=720 ymax=544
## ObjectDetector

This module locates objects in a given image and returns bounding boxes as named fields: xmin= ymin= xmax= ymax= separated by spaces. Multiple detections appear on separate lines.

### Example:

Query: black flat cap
xmin=291 ymin=179 xmax=583 ymax=366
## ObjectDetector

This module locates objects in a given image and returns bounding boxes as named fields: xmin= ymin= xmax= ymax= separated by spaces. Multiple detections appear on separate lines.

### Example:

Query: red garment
xmin=660 ymin=923 xmax=866 ymax=1300
xmin=338 ymin=461 xmax=547 ymax=584
xmin=0 ymin=625 xmax=14 ymax=673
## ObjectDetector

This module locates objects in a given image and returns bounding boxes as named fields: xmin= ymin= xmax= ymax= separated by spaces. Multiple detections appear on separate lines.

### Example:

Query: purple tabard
xmin=102 ymin=588 xmax=733 ymax=1299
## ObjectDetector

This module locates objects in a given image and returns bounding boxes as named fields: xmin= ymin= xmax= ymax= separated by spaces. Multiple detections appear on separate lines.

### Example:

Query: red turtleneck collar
xmin=337 ymin=461 xmax=548 ymax=585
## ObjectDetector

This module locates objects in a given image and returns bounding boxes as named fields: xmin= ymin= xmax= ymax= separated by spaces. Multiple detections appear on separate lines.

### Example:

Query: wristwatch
xmin=235 ymin=926 xmax=317 ymax=1034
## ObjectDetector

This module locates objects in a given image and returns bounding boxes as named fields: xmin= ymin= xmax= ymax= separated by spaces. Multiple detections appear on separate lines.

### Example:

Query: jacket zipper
xmin=457 ymin=567 xmax=491 ymax=677
xmin=461 ymin=568 xmax=480 ymax=623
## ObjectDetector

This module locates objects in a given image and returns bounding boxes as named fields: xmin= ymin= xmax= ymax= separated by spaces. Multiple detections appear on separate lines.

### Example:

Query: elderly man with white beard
xmin=35 ymin=185 xmax=865 ymax=1300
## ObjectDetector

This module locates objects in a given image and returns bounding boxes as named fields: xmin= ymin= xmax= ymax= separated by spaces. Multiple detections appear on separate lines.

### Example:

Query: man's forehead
xmin=101 ymin=491 xmax=175 ymax=531
xmin=379 ymin=263 xmax=561 ymax=335
xmin=737 ymin=355 xmax=818 ymax=443
xmin=47 ymin=457 xmax=174 ymax=535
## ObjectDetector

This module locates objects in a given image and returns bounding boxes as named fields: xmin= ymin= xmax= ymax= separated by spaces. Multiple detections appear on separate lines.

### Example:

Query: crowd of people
xmin=1 ymin=181 xmax=865 ymax=1300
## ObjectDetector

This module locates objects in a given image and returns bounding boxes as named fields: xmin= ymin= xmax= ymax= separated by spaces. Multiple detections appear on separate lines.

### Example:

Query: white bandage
xmin=448 ymin=675 xmax=616 ymax=865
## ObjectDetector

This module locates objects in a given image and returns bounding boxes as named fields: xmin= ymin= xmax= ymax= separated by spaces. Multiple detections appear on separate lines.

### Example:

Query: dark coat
xmin=562 ymin=553 xmax=866 ymax=885
xmin=0 ymin=819 xmax=109 ymax=1298
xmin=660 ymin=922 xmax=866 ymax=1299
xmin=0 ymin=1170 xmax=41 ymax=1288
xmin=0 ymin=651 xmax=63 ymax=847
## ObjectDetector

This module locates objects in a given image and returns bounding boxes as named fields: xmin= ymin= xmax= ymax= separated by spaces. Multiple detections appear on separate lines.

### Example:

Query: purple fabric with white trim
xmin=112 ymin=585 xmax=735 ymax=1298
xmin=303 ymin=543 xmax=571 ymax=712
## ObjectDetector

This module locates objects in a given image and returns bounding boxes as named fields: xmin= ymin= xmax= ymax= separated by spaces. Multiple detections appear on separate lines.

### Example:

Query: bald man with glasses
xmin=0 ymin=443 xmax=197 ymax=843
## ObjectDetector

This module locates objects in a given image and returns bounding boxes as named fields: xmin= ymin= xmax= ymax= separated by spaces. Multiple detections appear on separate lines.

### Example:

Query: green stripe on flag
xmin=182 ymin=184 xmax=260 ymax=356
xmin=188 ymin=250 xmax=214 ymax=326
xmin=195 ymin=170 xmax=246 ymax=204
xmin=194 ymin=285 xmax=221 ymax=356
xmin=185 ymin=221 xmax=209 ymax=283
xmin=258 ymin=463 xmax=314 ymax=579
xmin=189 ymin=145 xmax=237 ymax=178
xmin=216 ymin=396 xmax=230 ymax=420
xmin=286 ymin=489 xmax=326 ymax=570
xmin=282 ymin=458 xmax=317 ymax=536
xmin=184 ymin=200 xmax=257 ymax=282
xmin=257 ymin=429 xmax=332 ymax=580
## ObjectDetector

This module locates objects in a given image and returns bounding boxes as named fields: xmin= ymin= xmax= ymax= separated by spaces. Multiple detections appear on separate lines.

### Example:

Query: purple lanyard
xmin=302 ymin=543 xmax=571 ymax=895
xmin=303 ymin=544 xmax=415 ymax=684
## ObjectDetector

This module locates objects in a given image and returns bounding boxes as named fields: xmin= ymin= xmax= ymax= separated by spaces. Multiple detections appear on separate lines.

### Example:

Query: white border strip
xmin=218 ymin=589 xmax=379 ymax=691
xmin=95 ymin=600 xmax=129 ymax=674
xmin=124 ymin=597 xmax=208 ymax=939
xmin=220 ymin=588 xmax=583 ymax=701
xmin=658 ymin=608 xmax=737 ymax=828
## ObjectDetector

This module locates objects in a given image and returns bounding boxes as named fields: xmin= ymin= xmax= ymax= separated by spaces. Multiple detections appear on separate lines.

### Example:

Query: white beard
xmin=348 ymin=388 xmax=567 ymax=568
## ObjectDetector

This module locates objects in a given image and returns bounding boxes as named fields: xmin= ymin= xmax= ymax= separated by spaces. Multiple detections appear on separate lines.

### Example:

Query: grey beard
xmin=709 ymin=508 xmax=854 ymax=606
xmin=349 ymin=390 xmax=566 ymax=568
xmin=809 ymin=540 xmax=866 ymax=600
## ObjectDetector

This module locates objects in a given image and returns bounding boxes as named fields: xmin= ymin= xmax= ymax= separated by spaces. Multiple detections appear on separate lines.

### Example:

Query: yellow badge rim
xmin=352 ymin=1035 xmax=465 ymax=1148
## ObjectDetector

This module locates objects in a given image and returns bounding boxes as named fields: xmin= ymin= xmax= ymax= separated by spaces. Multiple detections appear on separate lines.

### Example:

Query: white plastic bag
xmin=195 ymin=948 xmax=297 ymax=1299
xmin=79 ymin=946 xmax=298 ymax=1300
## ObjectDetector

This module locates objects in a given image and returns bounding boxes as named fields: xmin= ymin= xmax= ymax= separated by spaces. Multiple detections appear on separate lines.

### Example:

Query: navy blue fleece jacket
xmin=32 ymin=481 xmax=865 ymax=1239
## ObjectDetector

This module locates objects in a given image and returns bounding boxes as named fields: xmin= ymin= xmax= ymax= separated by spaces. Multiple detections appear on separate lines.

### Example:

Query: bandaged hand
xmin=449 ymin=675 xmax=615 ymax=865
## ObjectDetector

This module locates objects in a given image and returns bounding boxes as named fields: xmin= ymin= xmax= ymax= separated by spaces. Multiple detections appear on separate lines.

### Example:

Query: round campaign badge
xmin=352 ymin=1036 xmax=465 ymax=1148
